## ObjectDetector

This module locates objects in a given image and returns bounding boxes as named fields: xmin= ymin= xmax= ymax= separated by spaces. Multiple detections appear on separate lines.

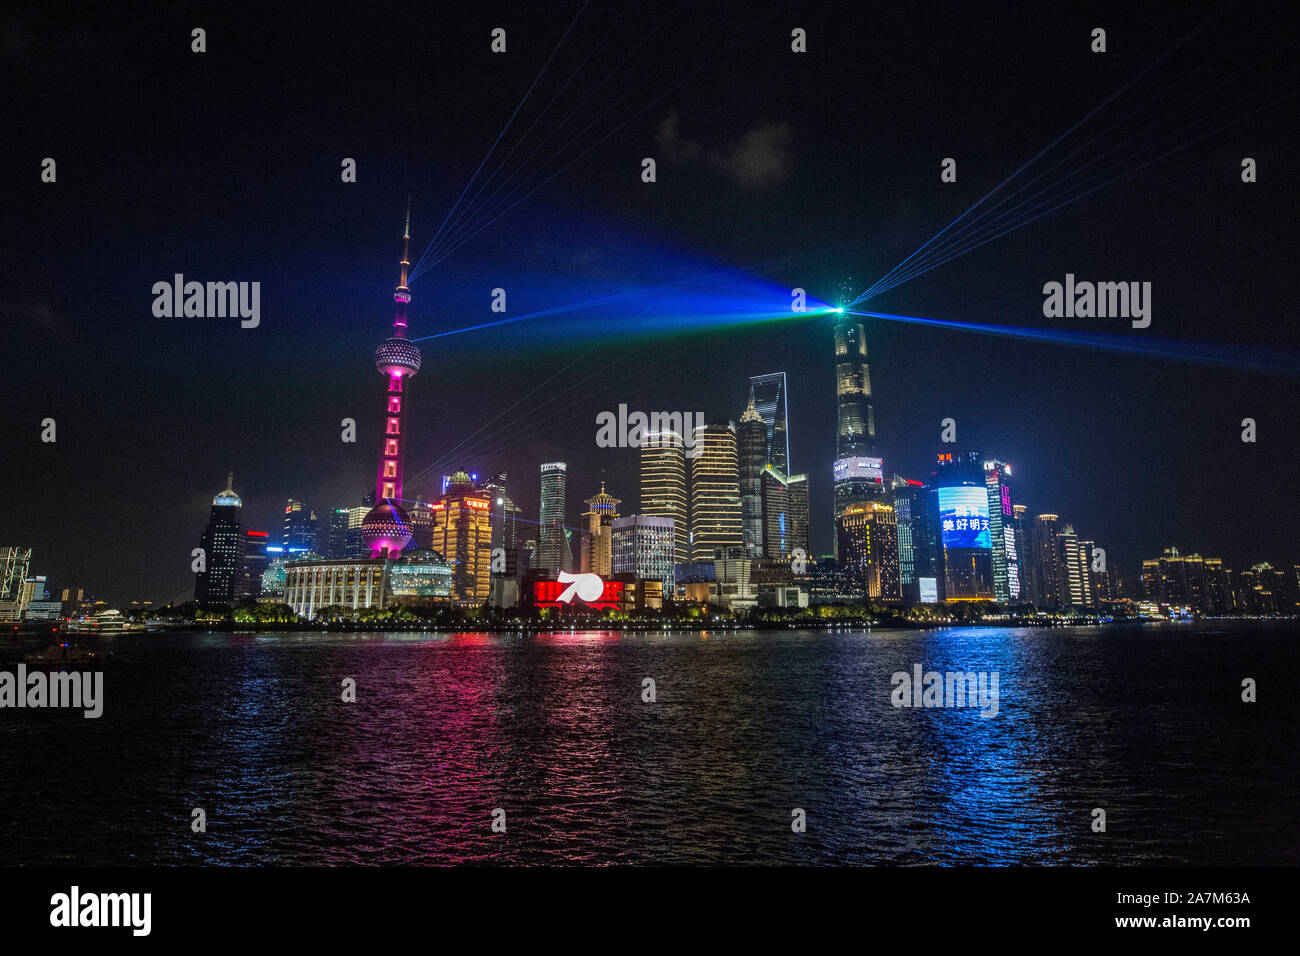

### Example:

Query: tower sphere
xmin=360 ymin=500 xmax=415 ymax=558
xmin=375 ymin=336 xmax=422 ymax=377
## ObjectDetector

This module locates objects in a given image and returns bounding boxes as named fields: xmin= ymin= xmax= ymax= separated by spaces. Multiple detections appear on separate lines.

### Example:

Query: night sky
xmin=3 ymin=0 xmax=1297 ymax=604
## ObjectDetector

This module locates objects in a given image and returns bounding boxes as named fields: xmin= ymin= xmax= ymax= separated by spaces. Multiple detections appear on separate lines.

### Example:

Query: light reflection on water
xmin=1 ymin=623 xmax=1295 ymax=865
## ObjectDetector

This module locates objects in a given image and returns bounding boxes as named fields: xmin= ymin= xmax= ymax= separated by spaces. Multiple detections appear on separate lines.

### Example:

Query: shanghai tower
xmin=833 ymin=302 xmax=885 ymax=547
xmin=360 ymin=207 xmax=423 ymax=558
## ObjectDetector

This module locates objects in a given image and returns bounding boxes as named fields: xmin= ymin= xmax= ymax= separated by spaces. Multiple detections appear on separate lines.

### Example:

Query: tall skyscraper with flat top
xmin=748 ymin=372 xmax=790 ymax=475
xmin=641 ymin=432 xmax=689 ymax=565
xmin=538 ymin=462 xmax=570 ymax=572
xmin=361 ymin=206 xmax=422 ymax=558
xmin=690 ymin=423 xmax=742 ymax=561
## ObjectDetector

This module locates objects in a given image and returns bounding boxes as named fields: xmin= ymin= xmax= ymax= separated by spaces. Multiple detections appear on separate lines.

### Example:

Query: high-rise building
xmin=360 ymin=207 xmax=422 ymax=559
xmin=1031 ymin=514 xmax=1063 ymax=608
xmin=932 ymin=452 xmax=995 ymax=602
xmin=282 ymin=499 xmax=319 ymax=553
xmin=538 ymin=462 xmax=570 ymax=572
xmin=836 ymin=500 xmax=901 ymax=604
xmin=0 ymin=547 xmax=33 ymax=611
xmin=484 ymin=472 xmax=524 ymax=575
xmin=236 ymin=530 xmax=269 ymax=602
xmin=195 ymin=472 xmax=244 ymax=608
xmin=1011 ymin=505 xmax=1032 ymax=604
xmin=612 ymin=514 xmax=676 ymax=596
xmin=431 ymin=468 xmax=492 ymax=606
xmin=1057 ymin=525 xmax=1091 ymax=608
xmin=689 ymin=423 xmax=742 ymax=561
xmin=737 ymin=397 xmax=767 ymax=556
xmin=833 ymin=315 xmax=883 ymax=550
xmin=983 ymin=460 xmax=1020 ymax=603
xmin=786 ymin=473 xmax=810 ymax=558
xmin=641 ymin=432 xmax=689 ymax=565
xmin=325 ymin=507 xmax=352 ymax=559
xmin=1141 ymin=547 xmax=1234 ymax=613
xmin=891 ymin=476 xmax=930 ymax=604
xmin=760 ymin=466 xmax=791 ymax=559
xmin=580 ymin=482 xmax=621 ymax=577
xmin=748 ymin=371 xmax=790 ymax=476
xmin=408 ymin=498 xmax=436 ymax=551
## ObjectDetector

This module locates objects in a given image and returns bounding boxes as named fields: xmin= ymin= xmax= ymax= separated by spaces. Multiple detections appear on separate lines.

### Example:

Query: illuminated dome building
xmin=361 ymin=206 xmax=422 ymax=559
xmin=387 ymin=548 xmax=454 ymax=603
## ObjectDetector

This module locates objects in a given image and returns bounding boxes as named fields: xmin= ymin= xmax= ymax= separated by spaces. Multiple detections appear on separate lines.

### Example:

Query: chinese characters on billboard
xmin=937 ymin=486 xmax=992 ymax=549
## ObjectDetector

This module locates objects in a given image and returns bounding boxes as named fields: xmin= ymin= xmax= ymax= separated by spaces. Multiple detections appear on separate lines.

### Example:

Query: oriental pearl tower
xmin=360 ymin=206 xmax=422 ymax=558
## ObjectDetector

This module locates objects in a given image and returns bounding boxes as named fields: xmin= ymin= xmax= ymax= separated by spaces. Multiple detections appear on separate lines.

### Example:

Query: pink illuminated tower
xmin=360 ymin=206 xmax=423 ymax=558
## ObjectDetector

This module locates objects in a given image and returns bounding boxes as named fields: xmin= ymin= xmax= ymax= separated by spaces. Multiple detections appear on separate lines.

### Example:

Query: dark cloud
xmin=656 ymin=111 xmax=795 ymax=190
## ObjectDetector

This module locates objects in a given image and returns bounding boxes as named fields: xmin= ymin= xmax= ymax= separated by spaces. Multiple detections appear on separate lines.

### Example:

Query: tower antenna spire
xmin=398 ymin=197 xmax=412 ymax=292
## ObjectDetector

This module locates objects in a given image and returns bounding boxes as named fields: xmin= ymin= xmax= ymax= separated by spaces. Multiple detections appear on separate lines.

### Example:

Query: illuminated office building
xmin=1031 ymin=514 xmax=1064 ymax=608
xmin=760 ymin=466 xmax=791 ymax=559
xmin=737 ymin=397 xmax=767 ymax=556
xmin=983 ymin=459 xmax=1020 ymax=603
xmin=612 ymin=514 xmax=676 ymax=596
xmin=933 ymin=453 xmax=995 ymax=602
xmin=641 ymin=432 xmax=689 ymax=565
xmin=432 ymin=468 xmax=493 ymax=606
xmin=786 ymin=473 xmax=810 ymax=558
xmin=195 ymin=472 xmax=244 ymax=608
xmin=538 ymin=461 xmax=570 ymax=572
xmin=282 ymin=498 xmax=319 ymax=553
xmin=836 ymin=500 xmax=901 ymax=603
xmin=748 ymin=371 xmax=790 ymax=476
xmin=689 ymin=422 xmax=742 ymax=561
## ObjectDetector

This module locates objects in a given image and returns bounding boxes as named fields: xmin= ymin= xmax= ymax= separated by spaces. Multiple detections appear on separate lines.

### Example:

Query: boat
xmin=22 ymin=642 xmax=119 ymax=666
xmin=64 ymin=609 xmax=145 ymax=634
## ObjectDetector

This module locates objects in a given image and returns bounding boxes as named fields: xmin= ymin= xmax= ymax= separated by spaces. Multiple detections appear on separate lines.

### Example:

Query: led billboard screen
xmin=937 ymin=486 xmax=991 ymax=549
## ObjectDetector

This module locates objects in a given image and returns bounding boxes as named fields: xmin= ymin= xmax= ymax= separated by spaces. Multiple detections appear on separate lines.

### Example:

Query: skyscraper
xmin=485 ymin=472 xmax=524 ymax=575
xmin=1031 ymin=514 xmax=1063 ymax=608
xmin=612 ymin=514 xmax=676 ymax=596
xmin=282 ymin=499 xmax=319 ymax=553
xmin=0 ymin=547 xmax=33 ymax=620
xmin=195 ymin=472 xmax=244 ymax=608
xmin=326 ymin=507 xmax=352 ymax=558
xmin=408 ymin=498 xmax=436 ymax=551
xmin=748 ymin=371 xmax=790 ymax=475
xmin=431 ymin=468 xmax=492 ymax=606
xmin=361 ymin=207 xmax=422 ymax=559
xmin=833 ymin=315 xmax=883 ymax=547
xmin=689 ymin=423 xmax=742 ymax=561
xmin=538 ymin=461 xmax=570 ymax=572
xmin=760 ymin=466 xmax=791 ymax=559
xmin=736 ymin=396 xmax=767 ymax=556
xmin=580 ymin=482 xmax=621 ymax=577
xmin=983 ymin=459 xmax=1020 ymax=603
xmin=934 ymin=453 xmax=995 ymax=601
xmin=236 ymin=529 xmax=269 ymax=602
xmin=641 ymin=432 xmax=689 ymax=565
xmin=786 ymin=473 xmax=810 ymax=557
xmin=836 ymin=500 xmax=901 ymax=604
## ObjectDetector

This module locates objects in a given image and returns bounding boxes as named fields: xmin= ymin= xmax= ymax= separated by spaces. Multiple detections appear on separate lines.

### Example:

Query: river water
xmin=1 ymin=622 xmax=1294 ymax=865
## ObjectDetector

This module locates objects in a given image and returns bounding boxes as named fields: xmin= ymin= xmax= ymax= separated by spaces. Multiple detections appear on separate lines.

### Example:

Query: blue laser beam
xmin=845 ymin=309 xmax=1300 ymax=377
